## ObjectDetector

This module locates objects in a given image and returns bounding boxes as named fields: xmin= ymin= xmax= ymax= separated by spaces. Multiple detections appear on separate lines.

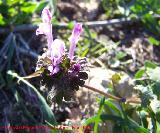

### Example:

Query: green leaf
xmin=21 ymin=2 xmax=37 ymax=13
xmin=116 ymin=51 xmax=127 ymax=60
xmin=145 ymin=60 xmax=157 ymax=69
xmin=90 ymin=44 xmax=102 ymax=53
xmin=81 ymin=48 xmax=89 ymax=57
xmin=150 ymin=96 xmax=160 ymax=115
xmin=67 ymin=21 xmax=74 ymax=29
xmin=94 ymin=47 xmax=107 ymax=55
xmin=142 ymin=91 xmax=154 ymax=108
xmin=152 ymin=82 xmax=160 ymax=99
xmin=148 ymin=37 xmax=160 ymax=46
xmin=34 ymin=1 xmax=48 ymax=13
xmin=134 ymin=85 xmax=154 ymax=107
xmin=128 ymin=117 xmax=150 ymax=133
xmin=100 ymin=114 xmax=126 ymax=125
xmin=139 ymin=110 xmax=148 ymax=128
xmin=86 ymin=113 xmax=149 ymax=133
xmin=83 ymin=115 xmax=97 ymax=126
xmin=156 ymin=122 xmax=160 ymax=133
xmin=14 ymin=91 xmax=39 ymax=124
xmin=104 ymin=99 xmax=122 ymax=116
xmin=147 ymin=67 xmax=160 ymax=82
xmin=7 ymin=71 xmax=57 ymax=127
xmin=0 ymin=14 xmax=5 ymax=25
xmin=156 ymin=109 xmax=160 ymax=124
xmin=135 ymin=69 xmax=145 ymax=79
xmin=98 ymin=97 xmax=105 ymax=114
xmin=6 ymin=0 xmax=24 ymax=6
xmin=94 ymin=97 xmax=105 ymax=133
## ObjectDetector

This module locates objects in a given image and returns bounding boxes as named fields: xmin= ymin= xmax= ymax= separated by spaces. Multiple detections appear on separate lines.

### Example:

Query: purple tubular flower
xmin=41 ymin=8 xmax=52 ymax=23
xmin=36 ymin=7 xmax=53 ymax=50
xmin=51 ymin=39 xmax=65 ymax=66
xmin=36 ymin=7 xmax=66 ymax=75
xmin=69 ymin=23 xmax=83 ymax=59
xmin=48 ymin=65 xmax=60 ymax=75
xmin=48 ymin=39 xmax=65 ymax=74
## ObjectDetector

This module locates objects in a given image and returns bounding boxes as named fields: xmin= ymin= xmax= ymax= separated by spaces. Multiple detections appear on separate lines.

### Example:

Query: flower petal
xmin=48 ymin=65 xmax=53 ymax=73
xmin=51 ymin=39 xmax=65 ymax=66
xmin=36 ymin=23 xmax=51 ymax=36
xmin=48 ymin=65 xmax=60 ymax=75
xmin=73 ymin=63 xmax=81 ymax=72
xmin=52 ymin=66 xmax=60 ymax=74
xmin=69 ymin=23 xmax=83 ymax=44
xmin=42 ymin=7 xmax=52 ymax=23
xmin=69 ymin=23 xmax=83 ymax=59
xmin=36 ymin=7 xmax=53 ymax=50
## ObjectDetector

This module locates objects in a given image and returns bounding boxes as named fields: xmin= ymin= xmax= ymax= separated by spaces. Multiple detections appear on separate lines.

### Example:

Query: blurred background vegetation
xmin=0 ymin=0 xmax=160 ymax=133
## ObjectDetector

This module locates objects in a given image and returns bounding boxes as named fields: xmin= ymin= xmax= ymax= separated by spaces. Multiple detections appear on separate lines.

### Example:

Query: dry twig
xmin=0 ymin=18 xmax=135 ymax=34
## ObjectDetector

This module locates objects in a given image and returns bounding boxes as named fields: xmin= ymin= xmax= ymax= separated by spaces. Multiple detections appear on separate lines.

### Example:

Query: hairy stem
xmin=83 ymin=84 xmax=141 ymax=104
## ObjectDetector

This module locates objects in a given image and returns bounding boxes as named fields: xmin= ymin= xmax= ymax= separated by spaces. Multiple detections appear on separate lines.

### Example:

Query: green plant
xmin=0 ymin=0 xmax=48 ymax=26
xmin=0 ymin=33 xmax=58 ymax=133
xmin=82 ymin=60 xmax=160 ymax=133
xmin=83 ymin=97 xmax=149 ymax=133
xmin=134 ymin=61 xmax=160 ymax=132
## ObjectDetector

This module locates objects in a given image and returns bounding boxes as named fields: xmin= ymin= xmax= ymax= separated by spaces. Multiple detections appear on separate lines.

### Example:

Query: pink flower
xmin=41 ymin=7 xmax=52 ymax=23
xmin=36 ymin=7 xmax=66 ymax=75
xmin=48 ymin=65 xmax=60 ymax=75
xmin=48 ymin=39 xmax=65 ymax=74
xmin=36 ymin=7 xmax=53 ymax=50
xmin=69 ymin=23 xmax=83 ymax=59
xmin=51 ymin=39 xmax=65 ymax=66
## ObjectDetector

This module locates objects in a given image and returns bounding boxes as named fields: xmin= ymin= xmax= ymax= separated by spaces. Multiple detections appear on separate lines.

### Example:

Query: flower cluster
xmin=36 ymin=7 xmax=88 ymax=104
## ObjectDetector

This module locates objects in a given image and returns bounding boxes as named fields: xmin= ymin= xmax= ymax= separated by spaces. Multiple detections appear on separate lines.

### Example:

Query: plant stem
xmin=83 ymin=84 xmax=121 ymax=101
xmin=83 ymin=84 xmax=141 ymax=104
